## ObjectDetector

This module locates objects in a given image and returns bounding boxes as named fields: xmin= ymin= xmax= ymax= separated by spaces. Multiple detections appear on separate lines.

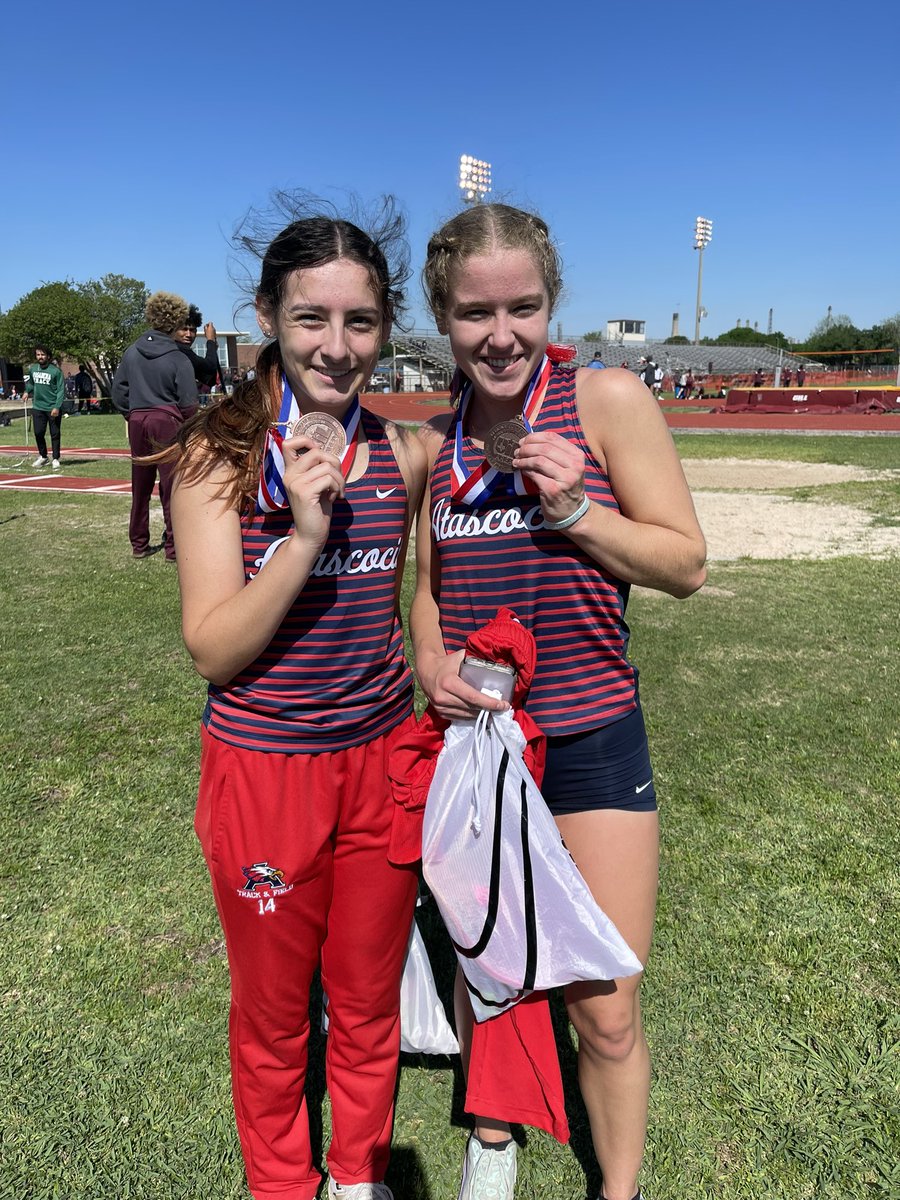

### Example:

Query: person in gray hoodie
xmin=113 ymin=292 xmax=199 ymax=560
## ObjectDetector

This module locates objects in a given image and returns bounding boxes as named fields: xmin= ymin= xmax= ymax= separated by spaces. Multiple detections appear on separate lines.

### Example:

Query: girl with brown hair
xmin=168 ymin=199 xmax=426 ymax=1200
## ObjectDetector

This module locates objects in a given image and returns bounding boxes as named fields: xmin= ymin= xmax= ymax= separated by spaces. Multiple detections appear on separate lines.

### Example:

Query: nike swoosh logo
xmin=375 ymin=487 xmax=398 ymax=499
xmin=635 ymin=781 xmax=652 ymax=794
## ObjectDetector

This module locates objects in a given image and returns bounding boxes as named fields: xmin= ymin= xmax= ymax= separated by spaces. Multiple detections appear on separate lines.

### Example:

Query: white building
xmin=606 ymin=318 xmax=646 ymax=343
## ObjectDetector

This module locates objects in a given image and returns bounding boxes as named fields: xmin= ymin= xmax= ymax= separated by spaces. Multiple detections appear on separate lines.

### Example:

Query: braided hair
xmin=423 ymin=204 xmax=563 ymax=329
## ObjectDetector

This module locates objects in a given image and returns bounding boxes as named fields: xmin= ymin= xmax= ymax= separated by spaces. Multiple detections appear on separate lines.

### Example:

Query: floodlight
xmin=692 ymin=216 xmax=713 ymax=343
xmin=458 ymin=154 xmax=492 ymax=205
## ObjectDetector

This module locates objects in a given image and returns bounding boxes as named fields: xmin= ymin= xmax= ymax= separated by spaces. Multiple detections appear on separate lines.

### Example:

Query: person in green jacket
xmin=25 ymin=344 xmax=65 ymax=469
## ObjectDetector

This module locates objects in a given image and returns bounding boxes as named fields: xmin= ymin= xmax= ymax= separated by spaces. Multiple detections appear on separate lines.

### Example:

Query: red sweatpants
xmin=127 ymin=406 xmax=182 ymax=558
xmin=196 ymin=720 xmax=418 ymax=1200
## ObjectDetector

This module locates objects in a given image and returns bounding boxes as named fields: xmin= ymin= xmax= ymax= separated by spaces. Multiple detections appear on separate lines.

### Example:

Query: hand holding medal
xmin=483 ymin=350 xmax=575 ymax=473
xmin=512 ymin=428 xmax=590 ymax=531
xmin=279 ymin=428 xmax=347 ymax=543
xmin=257 ymin=375 xmax=361 ymax=519
xmin=450 ymin=355 xmax=553 ymax=506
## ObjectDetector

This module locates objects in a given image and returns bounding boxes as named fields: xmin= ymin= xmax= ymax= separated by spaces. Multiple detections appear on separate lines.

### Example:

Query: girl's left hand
xmin=513 ymin=430 xmax=587 ymax=527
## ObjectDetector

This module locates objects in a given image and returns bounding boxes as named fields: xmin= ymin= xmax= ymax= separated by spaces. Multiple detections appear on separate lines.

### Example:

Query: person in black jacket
xmin=173 ymin=304 xmax=221 ymax=391
xmin=112 ymin=292 xmax=199 ymax=560
xmin=74 ymin=364 xmax=94 ymax=413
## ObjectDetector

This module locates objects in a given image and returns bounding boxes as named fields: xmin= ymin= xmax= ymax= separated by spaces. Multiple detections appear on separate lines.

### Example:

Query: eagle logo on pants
xmin=237 ymin=862 xmax=294 ymax=908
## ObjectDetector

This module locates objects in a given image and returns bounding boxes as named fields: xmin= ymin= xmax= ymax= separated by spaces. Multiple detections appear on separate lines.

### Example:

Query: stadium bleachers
xmin=389 ymin=335 xmax=456 ymax=380
xmin=387 ymin=332 xmax=818 ymax=383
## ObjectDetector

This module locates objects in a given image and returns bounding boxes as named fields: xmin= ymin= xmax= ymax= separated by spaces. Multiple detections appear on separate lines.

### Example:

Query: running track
xmin=1 ymin=398 xmax=897 ymax=497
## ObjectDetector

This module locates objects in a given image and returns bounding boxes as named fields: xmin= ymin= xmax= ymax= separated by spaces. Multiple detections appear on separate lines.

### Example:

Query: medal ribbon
xmin=256 ymin=374 xmax=361 ymax=514
xmin=450 ymin=354 xmax=552 ymax=507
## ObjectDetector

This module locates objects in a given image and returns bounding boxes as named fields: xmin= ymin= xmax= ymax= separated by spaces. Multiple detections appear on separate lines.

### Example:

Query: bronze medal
xmin=484 ymin=419 xmax=526 ymax=473
xmin=292 ymin=412 xmax=347 ymax=457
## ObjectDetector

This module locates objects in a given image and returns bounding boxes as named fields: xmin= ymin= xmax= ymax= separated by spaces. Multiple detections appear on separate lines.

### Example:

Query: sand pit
xmin=682 ymin=458 xmax=900 ymax=561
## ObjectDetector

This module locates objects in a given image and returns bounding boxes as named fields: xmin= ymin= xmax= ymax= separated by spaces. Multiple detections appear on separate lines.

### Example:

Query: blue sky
xmin=3 ymin=0 xmax=897 ymax=345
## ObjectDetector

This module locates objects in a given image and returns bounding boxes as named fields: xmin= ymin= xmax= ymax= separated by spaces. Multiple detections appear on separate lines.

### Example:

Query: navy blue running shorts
xmin=541 ymin=704 xmax=657 ymax=815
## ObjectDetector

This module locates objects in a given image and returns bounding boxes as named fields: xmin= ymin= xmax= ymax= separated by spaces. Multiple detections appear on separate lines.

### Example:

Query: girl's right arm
xmin=172 ymin=438 xmax=344 ymax=686
xmin=409 ymin=419 xmax=506 ymax=722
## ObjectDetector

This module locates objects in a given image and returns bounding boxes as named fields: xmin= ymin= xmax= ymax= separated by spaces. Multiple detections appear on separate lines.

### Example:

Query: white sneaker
xmin=52 ymin=459 xmax=61 ymax=470
xmin=32 ymin=456 xmax=49 ymax=467
xmin=327 ymin=1179 xmax=394 ymax=1200
xmin=457 ymin=1135 xmax=517 ymax=1200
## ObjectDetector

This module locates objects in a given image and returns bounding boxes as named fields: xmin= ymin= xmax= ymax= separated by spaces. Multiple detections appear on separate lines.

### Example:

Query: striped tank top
xmin=431 ymin=364 xmax=637 ymax=736
xmin=204 ymin=408 xmax=414 ymax=753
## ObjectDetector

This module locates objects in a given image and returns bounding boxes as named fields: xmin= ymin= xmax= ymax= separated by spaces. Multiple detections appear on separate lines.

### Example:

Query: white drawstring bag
xmin=422 ymin=709 xmax=643 ymax=1023
xmin=323 ymin=908 xmax=459 ymax=1056
xmin=399 ymin=914 xmax=459 ymax=1055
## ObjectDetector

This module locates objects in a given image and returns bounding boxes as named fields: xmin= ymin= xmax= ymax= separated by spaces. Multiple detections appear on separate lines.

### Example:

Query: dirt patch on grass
xmin=682 ymin=457 xmax=897 ymax=491
xmin=694 ymin=493 xmax=900 ymax=562
xmin=682 ymin=458 xmax=900 ymax=561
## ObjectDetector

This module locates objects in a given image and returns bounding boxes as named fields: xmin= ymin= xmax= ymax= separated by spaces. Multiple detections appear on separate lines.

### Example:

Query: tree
xmin=802 ymin=318 xmax=862 ymax=356
xmin=0 ymin=282 xmax=94 ymax=364
xmin=873 ymin=312 xmax=900 ymax=349
xmin=581 ymin=331 xmax=605 ymax=342
xmin=0 ymin=275 xmax=149 ymax=398
xmin=806 ymin=311 xmax=855 ymax=342
xmin=77 ymin=275 xmax=149 ymax=395
xmin=663 ymin=335 xmax=689 ymax=344
xmin=712 ymin=326 xmax=790 ymax=349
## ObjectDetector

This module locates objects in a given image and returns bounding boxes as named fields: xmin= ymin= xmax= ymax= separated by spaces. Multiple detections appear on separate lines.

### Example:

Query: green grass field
xmin=1 ymin=413 xmax=133 ymax=480
xmin=1 ymin=431 xmax=898 ymax=1199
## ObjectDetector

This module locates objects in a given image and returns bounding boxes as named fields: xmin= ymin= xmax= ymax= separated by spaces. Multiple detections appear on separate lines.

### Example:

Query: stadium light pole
xmin=693 ymin=216 xmax=713 ymax=344
xmin=459 ymin=155 xmax=492 ymax=205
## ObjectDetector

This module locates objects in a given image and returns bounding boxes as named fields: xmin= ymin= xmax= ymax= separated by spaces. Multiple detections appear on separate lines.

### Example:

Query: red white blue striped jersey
xmin=204 ymin=409 xmax=413 ymax=752
xmin=430 ymin=365 xmax=637 ymax=735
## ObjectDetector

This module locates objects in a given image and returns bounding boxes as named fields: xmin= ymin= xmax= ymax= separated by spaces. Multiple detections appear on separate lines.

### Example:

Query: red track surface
xmin=2 ymin=398 xmax=898 ymax=498
xmin=0 ymin=471 xmax=142 ymax=495
xmin=362 ymin=395 xmax=453 ymax=422
xmin=361 ymin=396 xmax=900 ymax=433
xmin=0 ymin=444 xmax=130 ymax=457
xmin=661 ymin=411 xmax=900 ymax=433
